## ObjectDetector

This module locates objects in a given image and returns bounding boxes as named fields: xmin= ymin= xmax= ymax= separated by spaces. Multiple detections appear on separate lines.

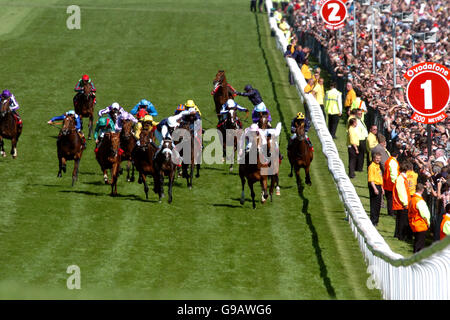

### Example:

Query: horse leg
xmin=305 ymin=165 xmax=312 ymax=186
xmin=0 ymin=137 xmax=6 ymax=157
xmin=159 ymin=174 xmax=165 ymax=202
xmin=168 ymin=172 xmax=174 ymax=204
xmin=189 ymin=164 xmax=193 ymax=189
xmin=269 ymin=176 xmax=275 ymax=202
xmin=110 ymin=164 xmax=119 ymax=196
xmin=240 ymin=175 xmax=246 ymax=205
xmin=61 ymin=157 xmax=67 ymax=174
xmin=72 ymin=159 xmax=80 ymax=186
xmin=275 ymin=174 xmax=281 ymax=196
xmin=57 ymin=156 xmax=63 ymax=178
xmin=103 ymin=169 xmax=109 ymax=184
xmin=249 ymin=181 xmax=256 ymax=209
xmin=260 ymin=176 xmax=268 ymax=204
xmin=10 ymin=137 xmax=17 ymax=159
xmin=195 ymin=164 xmax=200 ymax=178
xmin=295 ymin=167 xmax=303 ymax=194
xmin=88 ymin=116 xmax=93 ymax=140
xmin=288 ymin=162 xmax=293 ymax=178
xmin=130 ymin=162 xmax=136 ymax=182
xmin=142 ymin=174 xmax=149 ymax=200
xmin=126 ymin=160 xmax=131 ymax=182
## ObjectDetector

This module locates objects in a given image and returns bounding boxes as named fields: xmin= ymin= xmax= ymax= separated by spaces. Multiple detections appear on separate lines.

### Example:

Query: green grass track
xmin=0 ymin=0 xmax=381 ymax=299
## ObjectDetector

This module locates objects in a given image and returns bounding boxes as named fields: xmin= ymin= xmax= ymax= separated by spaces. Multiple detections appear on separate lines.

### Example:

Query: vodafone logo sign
xmin=319 ymin=0 xmax=347 ymax=30
xmin=404 ymin=62 xmax=450 ymax=124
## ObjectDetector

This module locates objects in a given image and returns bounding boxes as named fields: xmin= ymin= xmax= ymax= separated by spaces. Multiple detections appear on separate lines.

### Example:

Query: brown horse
xmin=95 ymin=132 xmax=122 ymax=196
xmin=212 ymin=70 xmax=236 ymax=120
xmin=259 ymin=114 xmax=281 ymax=199
xmin=0 ymin=98 xmax=22 ymax=159
xmin=132 ymin=129 xmax=159 ymax=200
xmin=120 ymin=119 xmax=136 ymax=182
xmin=56 ymin=115 xmax=84 ymax=186
xmin=217 ymin=108 xmax=242 ymax=172
xmin=73 ymin=82 xmax=95 ymax=139
xmin=154 ymin=139 xmax=177 ymax=203
xmin=239 ymin=131 xmax=269 ymax=209
xmin=178 ymin=116 xmax=201 ymax=188
xmin=287 ymin=121 xmax=313 ymax=192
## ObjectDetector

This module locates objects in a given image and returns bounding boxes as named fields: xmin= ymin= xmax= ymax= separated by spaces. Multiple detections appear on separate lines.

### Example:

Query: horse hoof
xmin=1 ymin=152 xmax=6 ymax=158
xmin=195 ymin=174 xmax=200 ymax=178
xmin=276 ymin=186 xmax=281 ymax=196
xmin=130 ymin=177 xmax=135 ymax=182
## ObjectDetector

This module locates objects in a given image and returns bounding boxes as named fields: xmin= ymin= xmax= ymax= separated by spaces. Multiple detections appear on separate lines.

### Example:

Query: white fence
xmin=264 ymin=0 xmax=450 ymax=299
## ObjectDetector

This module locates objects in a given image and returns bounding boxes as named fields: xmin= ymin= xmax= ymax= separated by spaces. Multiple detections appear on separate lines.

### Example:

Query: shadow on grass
xmin=212 ymin=203 xmax=243 ymax=209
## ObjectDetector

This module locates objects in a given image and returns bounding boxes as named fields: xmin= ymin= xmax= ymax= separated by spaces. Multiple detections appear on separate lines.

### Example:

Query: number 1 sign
xmin=404 ymin=62 xmax=450 ymax=124
xmin=319 ymin=0 xmax=347 ymax=30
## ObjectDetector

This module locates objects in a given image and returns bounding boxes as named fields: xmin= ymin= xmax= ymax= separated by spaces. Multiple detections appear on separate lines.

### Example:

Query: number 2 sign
xmin=404 ymin=62 xmax=450 ymax=124
xmin=319 ymin=0 xmax=347 ymax=30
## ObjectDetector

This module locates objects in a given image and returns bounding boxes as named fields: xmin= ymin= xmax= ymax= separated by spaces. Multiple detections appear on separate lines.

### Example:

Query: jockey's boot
xmin=12 ymin=111 xmax=22 ymax=128
xmin=306 ymin=136 xmax=314 ymax=152
xmin=78 ymin=131 xmax=86 ymax=149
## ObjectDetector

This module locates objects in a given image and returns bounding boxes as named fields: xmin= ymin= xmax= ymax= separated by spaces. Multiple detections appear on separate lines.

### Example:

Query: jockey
xmin=218 ymin=99 xmax=248 ymax=127
xmin=134 ymin=114 xmax=159 ymax=146
xmin=251 ymin=102 xmax=272 ymax=127
xmin=115 ymin=109 xmax=138 ymax=132
xmin=130 ymin=99 xmax=158 ymax=118
xmin=154 ymin=109 xmax=195 ymax=166
xmin=98 ymin=102 xmax=127 ymax=129
xmin=289 ymin=112 xmax=313 ymax=151
xmin=237 ymin=123 xmax=267 ymax=162
xmin=94 ymin=116 xmax=115 ymax=144
xmin=236 ymin=84 xmax=267 ymax=110
xmin=47 ymin=110 xmax=86 ymax=147
xmin=1 ymin=90 xmax=22 ymax=127
xmin=74 ymin=74 xmax=96 ymax=103
xmin=184 ymin=100 xmax=202 ymax=121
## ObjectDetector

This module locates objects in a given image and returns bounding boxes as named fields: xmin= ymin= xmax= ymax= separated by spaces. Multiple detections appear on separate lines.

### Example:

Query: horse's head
xmin=213 ymin=70 xmax=226 ymax=89
xmin=83 ymin=82 xmax=92 ymax=97
xmin=0 ymin=98 xmax=11 ymax=118
xmin=109 ymin=132 xmax=121 ymax=158
xmin=61 ymin=114 xmax=76 ymax=135
xmin=161 ymin=139 xmax=173 ymax=162
xmin=258 ymin=113 xmax=269 ymax=129
xmin=109 ymin=110 xmax=118 ymax=124
xmin=295 ymin=120 xmax=306 ymax=140
xmin=138 ymin=129 xmax=152 ymax=151
xmin=121 ymin=119 xmax=134 ymax=139
xmin=226 ymin=108 xmax=239 ymax=129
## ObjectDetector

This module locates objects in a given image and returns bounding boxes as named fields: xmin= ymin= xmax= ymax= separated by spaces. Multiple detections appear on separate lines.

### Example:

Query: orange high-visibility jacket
xmin=383 ymin=156 xmax=399 ymax=191
xmin=408 ymin=193 xmax=429 ymax=233
xmin=440 ymin=214 xmax=450 ymax=240
xmin=392 ymin=173 xmax=410 ymax=210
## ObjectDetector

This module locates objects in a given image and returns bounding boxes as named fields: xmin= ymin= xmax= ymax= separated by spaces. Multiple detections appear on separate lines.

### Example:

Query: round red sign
xmin=319 ymin=0 xmax=347 ymax=30
xmin=404 ymin=62 xmax=450 ymax=124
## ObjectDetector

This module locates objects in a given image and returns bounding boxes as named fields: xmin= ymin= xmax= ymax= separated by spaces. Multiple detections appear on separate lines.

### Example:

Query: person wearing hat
xmin=219 ymin=99 xmax=249 ymax=123
xmin=134 ymin=114 xmax=159 ymax=144
xmin=130 ymin=99 xmax=158 ymax=118
xmin=185 ymin=99 xmax=202 ymax=118
xmin=0 ymin=89 xmax=22 ymax=128
xmin=93 ymin=116 xmax=115 ymax=145
xmin=237 ymin=123 xmax=267 ymax=163
xmin=289 ymin=112 xmax=313 ymax=151
xmin=98 ymin=102 xmax=128 ymax=130
xmin=74 ymin=74 xmax=96 ymax=104
xmin=236 ymin=85 xmax=270 ymax=121
xmin=324 ymin=81 xmax=343 ymax=139
xmin=174 ymin=104 xmax=186 ymax=115
xmin=48 ymin=110 xmax=85 ymax=147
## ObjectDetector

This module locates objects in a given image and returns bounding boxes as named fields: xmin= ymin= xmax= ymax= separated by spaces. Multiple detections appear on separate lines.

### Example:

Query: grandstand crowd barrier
xmin=264 ymin=0 xmax=449 ymax=300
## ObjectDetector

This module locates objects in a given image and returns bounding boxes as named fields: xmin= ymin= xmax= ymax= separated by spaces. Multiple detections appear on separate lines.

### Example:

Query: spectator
xmin=354 ymin=109 xmax=368 ymax=171
xmin=324 ymin=81 xmax=342 ymax=139
xmin=368 ymin=152 xmax=384 ymax=226
xmin=408 ymin=183 xmax=431 ymax=253
xmin=383 ymin=150 xmax=400 ymax=218
xmin=250 ymin=0 xmax=257 ymax=12
xmin=393 ymin=161 xmax=412 ymax=241
xmin=312 ymin=77 xmax=325 ymax=118
xmin=371 ymin=134 xmax=390 ymax=171
xmin=304 ymin=78 xmax=315 ymax=94
xmin=344 ymin=82 xmax=356 ymax=118
xmin=347 ymin=118 xmax=359 ymax=179
xmin=441 ymin=204 xmax=450 ymax=240
xmin=366 ymin=125 xmax=379 ymax=166
xmin=406 ymin=161 xmax=418 ymax=195
xmin=301 ymin=58 xmax=312 ymax=81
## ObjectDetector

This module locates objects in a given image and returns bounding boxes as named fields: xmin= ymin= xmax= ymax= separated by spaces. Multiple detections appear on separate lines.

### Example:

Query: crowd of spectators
xmin=272 ymin=0 xmax=450 ymax=250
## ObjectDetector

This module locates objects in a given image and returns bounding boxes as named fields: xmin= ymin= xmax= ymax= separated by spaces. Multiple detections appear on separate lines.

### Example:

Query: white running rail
xmin=264 ymin=0 xmax=450 ymax=300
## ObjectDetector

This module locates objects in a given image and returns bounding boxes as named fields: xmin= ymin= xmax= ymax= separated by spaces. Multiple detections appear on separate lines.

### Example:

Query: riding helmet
xmin=82 ymin=74 xmax=90 ymax=81
xmin=244 ymin=84 xmax=252 ymax=92
xmin=296 ymin=112 xmax=305 ymax=120
xmin=1 ymin=90 xmax=11 ymax=98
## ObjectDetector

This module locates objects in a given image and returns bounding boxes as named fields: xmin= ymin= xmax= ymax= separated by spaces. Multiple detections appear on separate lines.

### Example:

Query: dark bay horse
xmin=95 ymin=132 xmax=122 ymax=196
xmin=73 ymin=82 xmax=95 ymax=139
xmin=259 ymin=114 xmax=280 ymax=198
xmin=217 ymin=108 xmax=242 ymax=172
xmin=154 ymin=139 xmax=177 ymax=203
xmin=239 ymin=131 xmax=269 ymax=209
xmin=287 ymin=120 xmax=313 ymax=193
xmin=57 ymin=115 xmax=84 ymax=186
xmin=0 ymin=98 xmax=22 ymax=159
xmin=212 ymin=70 xmax=236 ymax=120
xmin=132 ymin=129 xmax=159 ymax=200
xmin=120 ymin=119 xmax=136 ymax=182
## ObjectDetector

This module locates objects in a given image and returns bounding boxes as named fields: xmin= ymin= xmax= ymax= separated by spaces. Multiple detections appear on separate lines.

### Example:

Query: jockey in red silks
xmin=74 ymin=74 xmax=96 ymax=104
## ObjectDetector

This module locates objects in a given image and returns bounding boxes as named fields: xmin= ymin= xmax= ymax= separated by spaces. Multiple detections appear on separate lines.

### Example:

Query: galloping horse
xmin=0 ymin=98 xmax=22 ymax=159
xmin=154 ymin=139 xmax=177 ymax=203
xmin=132 ymin=129 xmax=159 ymax=200
xmin=212 ymin=70 xmax=236 ymax=120
xmin=239 ymin=130 xmax=269 ymax=209
xmin=56 ymin=115 xmax=84 ymax=186
xmin=95 ymin=132 xmax=122 ymax=196
xmin=178 ymin=115 xmax=201 ymax=188
xmin=217 ymin=108 xmax=242 ymax=172
xmin=120 ymin=119 xmax=136 ymax=182
xmin=73 ymin=82 xmax=95 ymax=139
xmin=258 ymin=113 xmax=280 ymax=198
xmin=287 ymin=120 xmax=313 ymax=192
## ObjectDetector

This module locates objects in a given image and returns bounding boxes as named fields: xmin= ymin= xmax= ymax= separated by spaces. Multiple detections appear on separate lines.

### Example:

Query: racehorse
xmin=259 ymin=113 xmax=280 ymax=198
xmin=0 ymin=98 xmax=22 ymax=159
xmin=73 ymin=82 xmax=95 ymax=140
xmin=287 ymin=120 xmax=313 ymax=193
xmin=154 ymin=139 xmax=177 ymax=203
xmin=56 ymin=115 xmax=84 ymax=186
xmin=132 ymin=129 xmax=159 ymax=200
xmin=217 ymin=108 xmax=242 ymax=172
xmin=178 ymin=115 xmax=201 ymax=188
xmin=212 ymin=70 xmax=236 ymax=120
xmin=239 ymin=130 xmax=269 ymax=209
xmin=95 ymin=132 xmax=122 ymax=196
xmin=119 ymin=119 xmax=136 ymax=182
